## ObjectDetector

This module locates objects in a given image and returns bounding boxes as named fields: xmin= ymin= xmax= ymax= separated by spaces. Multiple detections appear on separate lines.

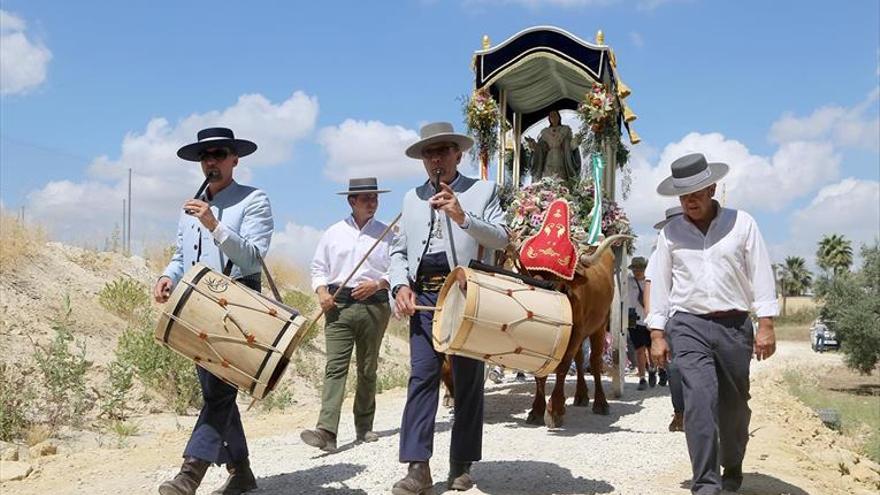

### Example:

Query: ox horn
xmin=578 ymin=234 xmax=634 ymax=267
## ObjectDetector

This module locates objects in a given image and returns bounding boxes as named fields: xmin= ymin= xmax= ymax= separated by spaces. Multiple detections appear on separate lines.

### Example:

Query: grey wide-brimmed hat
xmin=656 ymin=153 xmax=728 ymax=197
xmin=653 ymin=206 xmax=684 ymax=230
xmin=405 ymin=122 xmax=474 ymax=159
xmin=177 ymin=127 xmax=257 ymax=162
xmin=336 ymin=177 xmax=390 ymax=195
xmin=628 ymin=256 xmax=647 ymax=269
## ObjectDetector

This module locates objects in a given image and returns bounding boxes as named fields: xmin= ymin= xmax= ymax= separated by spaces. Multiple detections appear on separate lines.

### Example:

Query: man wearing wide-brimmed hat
xmin=154 ymin=127 xmax=273 ymax=495
xmin=300 ymin=178 xmax=393 ymax=452
xmin=389 ymin=122 xmax=508 ymax=494
xmin=627 ymin=256 xmax=655 ymax=391
xmin=644 ymin=205 xmax=685 ymax=431
xmin=647 ymin=153 xmax=777 ymax=495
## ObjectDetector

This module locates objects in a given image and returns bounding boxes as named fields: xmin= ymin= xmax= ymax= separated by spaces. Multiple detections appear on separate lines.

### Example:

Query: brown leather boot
xmin=391 ymin=461 xmax=434 ymax=495
xmin=447 ymin=461 xmax=474 ymax=491
xmin=300 ymin=428 xmax=337 ymax=452
xmin=158 ymin=457 xmax=209 ymax=495
xmin=211 ymin=458 xmax=258 ymax=495
xmin=668 ymin=412 xmax=684 ymax=432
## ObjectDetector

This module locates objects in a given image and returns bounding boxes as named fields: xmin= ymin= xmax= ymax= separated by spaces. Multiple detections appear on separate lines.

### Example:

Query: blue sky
xmin=1 ymin=0 xmax=878 ymax=269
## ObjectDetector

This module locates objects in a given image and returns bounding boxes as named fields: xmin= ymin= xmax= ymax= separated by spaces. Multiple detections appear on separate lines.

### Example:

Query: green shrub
xmin=32 ymin=295 xmax=91 ymax=429
xmin=0 ymin=363 xmax=33 ymax=441
xmin=259 ymin=384 xmax=294 ymax=412
xmin=99 ymin=360 xmax=135 ymax=421
xmin=775 ymin=306 xmax=819 ymax=326
xmin=116 ymin=312 xmax=201 ymax=414
xmin=99 ymin=277 xmax=150 ymax=321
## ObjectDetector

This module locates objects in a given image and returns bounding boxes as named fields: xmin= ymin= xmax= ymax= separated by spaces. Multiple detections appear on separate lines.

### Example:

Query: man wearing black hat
xmin=153 ymin=127 xmax=273 ymax=495
xmin=300 ymin=178 xmax=393 ymax=452
xmin=390 ymin=122 xmax=508 ymax=494
xmin=647 ymin=153 xmax=777 ymax=495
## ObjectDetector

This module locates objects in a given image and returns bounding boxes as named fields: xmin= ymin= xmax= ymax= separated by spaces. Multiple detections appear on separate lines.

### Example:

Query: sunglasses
xmin=422 ymin=145 xmax=456 ymax=159
xmin=199 ymin=148 xmax=231 ymax=162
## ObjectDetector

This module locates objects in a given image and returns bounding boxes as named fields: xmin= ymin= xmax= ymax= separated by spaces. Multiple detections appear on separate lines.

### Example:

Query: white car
xmin=809 ymin=319 xmax=839 ymax=352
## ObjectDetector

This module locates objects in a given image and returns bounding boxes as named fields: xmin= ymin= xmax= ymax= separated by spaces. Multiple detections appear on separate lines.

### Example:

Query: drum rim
xmin=432 ymin=266 xmax=476 ymax=352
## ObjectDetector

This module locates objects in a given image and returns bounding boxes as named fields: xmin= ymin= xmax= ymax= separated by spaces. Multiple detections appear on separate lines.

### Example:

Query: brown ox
xmin=440 ymin=235 xmax=626 ymax=429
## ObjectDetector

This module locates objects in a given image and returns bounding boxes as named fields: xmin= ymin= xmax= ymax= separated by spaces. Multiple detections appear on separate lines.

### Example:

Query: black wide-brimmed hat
xmin=336 ymin=177 xmax=391 ymax=195
xmin=653 ymin=206 xmax=684 ymax=230
xmin=657 ymin=153 xmax=728 ymax=197
xmin=177 ymin=127 xmax=257 ymax=162
xmin=628 ymin=256 xmax=648 ymax=269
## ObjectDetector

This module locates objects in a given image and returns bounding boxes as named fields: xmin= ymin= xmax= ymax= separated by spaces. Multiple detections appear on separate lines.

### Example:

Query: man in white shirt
xmin=300 ymin=178 xmax=393 ymax=452
xmin=647 ymin=153 xmax=777 ymax=495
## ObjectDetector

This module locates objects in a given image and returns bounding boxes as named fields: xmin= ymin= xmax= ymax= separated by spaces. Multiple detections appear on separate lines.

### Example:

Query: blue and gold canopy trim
xmin=473 ymin=26 xmax=615 ymax=131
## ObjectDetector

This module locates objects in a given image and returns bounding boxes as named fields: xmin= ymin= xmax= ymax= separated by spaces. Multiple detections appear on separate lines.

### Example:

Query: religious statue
xmin=525 ymin=110 xmax=582 ymax=181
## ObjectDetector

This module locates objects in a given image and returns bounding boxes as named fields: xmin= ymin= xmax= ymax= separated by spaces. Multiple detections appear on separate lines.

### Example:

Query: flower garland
xmin=463 ymin=88 xmax=500 ymax=162
xmin=576 ymin=82 xmax=633 ymax=199
xmin=505 ymin=176 xmax=635 ymax=251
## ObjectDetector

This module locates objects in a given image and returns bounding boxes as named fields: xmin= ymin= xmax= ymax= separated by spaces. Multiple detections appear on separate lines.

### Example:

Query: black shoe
xmin=637 ymin=378 xmax=648 ymax=391
xmin=648 ymin=370 xmax=657 ymax=387
xmin=392 ymin=462 xmax=434 ymax=495
xmin=158 ymin=457 xmax=209 ymax=495
xmin=658 ymin=368 xmax=668 ymax=387
xmin=211 ymin=459 xmax=257 ymax=495
xmin=447 ymin=461 xmax=474 ymax=491
xmin=515 ymin=372 xmax=526 ymax=382
xmin=721 ymin=465 xmax=743 ymax=492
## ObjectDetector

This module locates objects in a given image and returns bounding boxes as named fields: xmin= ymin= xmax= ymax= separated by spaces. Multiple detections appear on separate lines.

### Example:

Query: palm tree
xmin=777 ymin=256 xmax=813 ymax=316
xmin=817 ymin=234 xmax=853 ymax=277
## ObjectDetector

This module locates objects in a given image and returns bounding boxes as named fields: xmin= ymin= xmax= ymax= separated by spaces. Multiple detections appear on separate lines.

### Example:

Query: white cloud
xmin=26 ymin=91 xmax=319 ymax=244
xmin=318 ymin=119 xmax=420 ymax=182
xmin=621 ymin=131 xmax=840 ymax=238
xmin=769 ymin=178 xmax=880 ymax=267
xmin=629 ymin=31 xmax=644 ymax=48
xmin=769 ymin=88 xmax=880 ymax=151
xmin=270 ymin=221 xmax=324 ymax=270
xmin=0 ymin=10 xmax=52 ymax=95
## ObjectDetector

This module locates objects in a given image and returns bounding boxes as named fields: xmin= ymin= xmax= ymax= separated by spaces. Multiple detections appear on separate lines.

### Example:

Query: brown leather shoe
xmin=668 ymin=412 xmax=684 ymax=432
xmin=158 ymin=457 xmax=209 ymax=495
xmin=447 ymin=461 xmax=474 ymax=491
xmin=300 ymin=428 xmax=337 ymax=452
xmin=210 ymin=458 xmax=257 ymax=495
xmin=391 ymin=461 xmax=434 ymax=495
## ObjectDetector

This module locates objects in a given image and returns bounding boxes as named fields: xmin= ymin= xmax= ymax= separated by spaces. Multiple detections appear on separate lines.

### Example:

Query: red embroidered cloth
xmin=519 ymin=198 xmax=577 ymax=280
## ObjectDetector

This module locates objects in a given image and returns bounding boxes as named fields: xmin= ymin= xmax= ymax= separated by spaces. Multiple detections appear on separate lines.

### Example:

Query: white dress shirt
xmin=646 ymin=205 xmax=778 ymax=331
xmin=310 ymin=216 xmax=393 ymax=291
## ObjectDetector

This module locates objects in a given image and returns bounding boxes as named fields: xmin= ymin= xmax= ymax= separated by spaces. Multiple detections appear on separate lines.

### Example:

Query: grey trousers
xmin=667 ymin=312 xmax=753 ymax=495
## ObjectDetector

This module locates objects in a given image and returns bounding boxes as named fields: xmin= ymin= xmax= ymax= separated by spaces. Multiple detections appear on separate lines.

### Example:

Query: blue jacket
xmin=389 ymin=174 xmax=508 ymax=290
xmin=162 ymin=181 xmax=274 ymax=286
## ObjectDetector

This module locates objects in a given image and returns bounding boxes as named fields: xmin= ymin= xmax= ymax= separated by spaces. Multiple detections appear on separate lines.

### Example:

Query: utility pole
xmin=127 ymin=168 xmax=132 ymax=253
xmin=122 ymin=199 xmax=127 ymax=253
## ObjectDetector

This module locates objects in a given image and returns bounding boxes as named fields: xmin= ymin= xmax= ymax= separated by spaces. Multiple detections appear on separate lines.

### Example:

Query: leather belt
xmin=414 ymin=274 xmax=448 ymax=293
xmin=328 ymin=285 xmax=389 ymax=305
xmin=699 ymin=310 xmax=749 ymax=320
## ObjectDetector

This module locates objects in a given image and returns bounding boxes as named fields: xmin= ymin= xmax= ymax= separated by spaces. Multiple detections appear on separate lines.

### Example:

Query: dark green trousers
xmin=317 ymin=299 xmax=391 ymax=435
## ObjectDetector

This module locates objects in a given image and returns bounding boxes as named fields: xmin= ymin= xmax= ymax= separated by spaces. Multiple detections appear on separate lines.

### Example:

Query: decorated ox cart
xmin=463 ymin=26 xmax=641 ymax=404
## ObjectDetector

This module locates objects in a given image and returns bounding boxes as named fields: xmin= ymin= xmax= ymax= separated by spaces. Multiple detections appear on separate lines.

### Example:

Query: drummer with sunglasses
xmin=153 ymin=127 xmax=273 ymax=495
xmin=389 ymin=122 xmax=508 ymax=494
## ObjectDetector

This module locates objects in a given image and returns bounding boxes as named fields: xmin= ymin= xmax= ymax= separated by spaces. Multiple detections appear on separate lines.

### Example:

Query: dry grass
xmin=265 ymin=256 xmax=310 ymax=292
xmin=0 ymin=213 xmax=46 ymax=267
xmin=25 ymin=424 xmax=52 ymax=446
xmin=143 ymin=242 xmax=176 ymax=273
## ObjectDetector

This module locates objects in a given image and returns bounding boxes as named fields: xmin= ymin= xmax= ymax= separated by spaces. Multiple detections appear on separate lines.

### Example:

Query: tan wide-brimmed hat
xmin=653 ymin=206 xmax=684 ymax=230
xmin=405 ymin=122 xmax=474 ymax=159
